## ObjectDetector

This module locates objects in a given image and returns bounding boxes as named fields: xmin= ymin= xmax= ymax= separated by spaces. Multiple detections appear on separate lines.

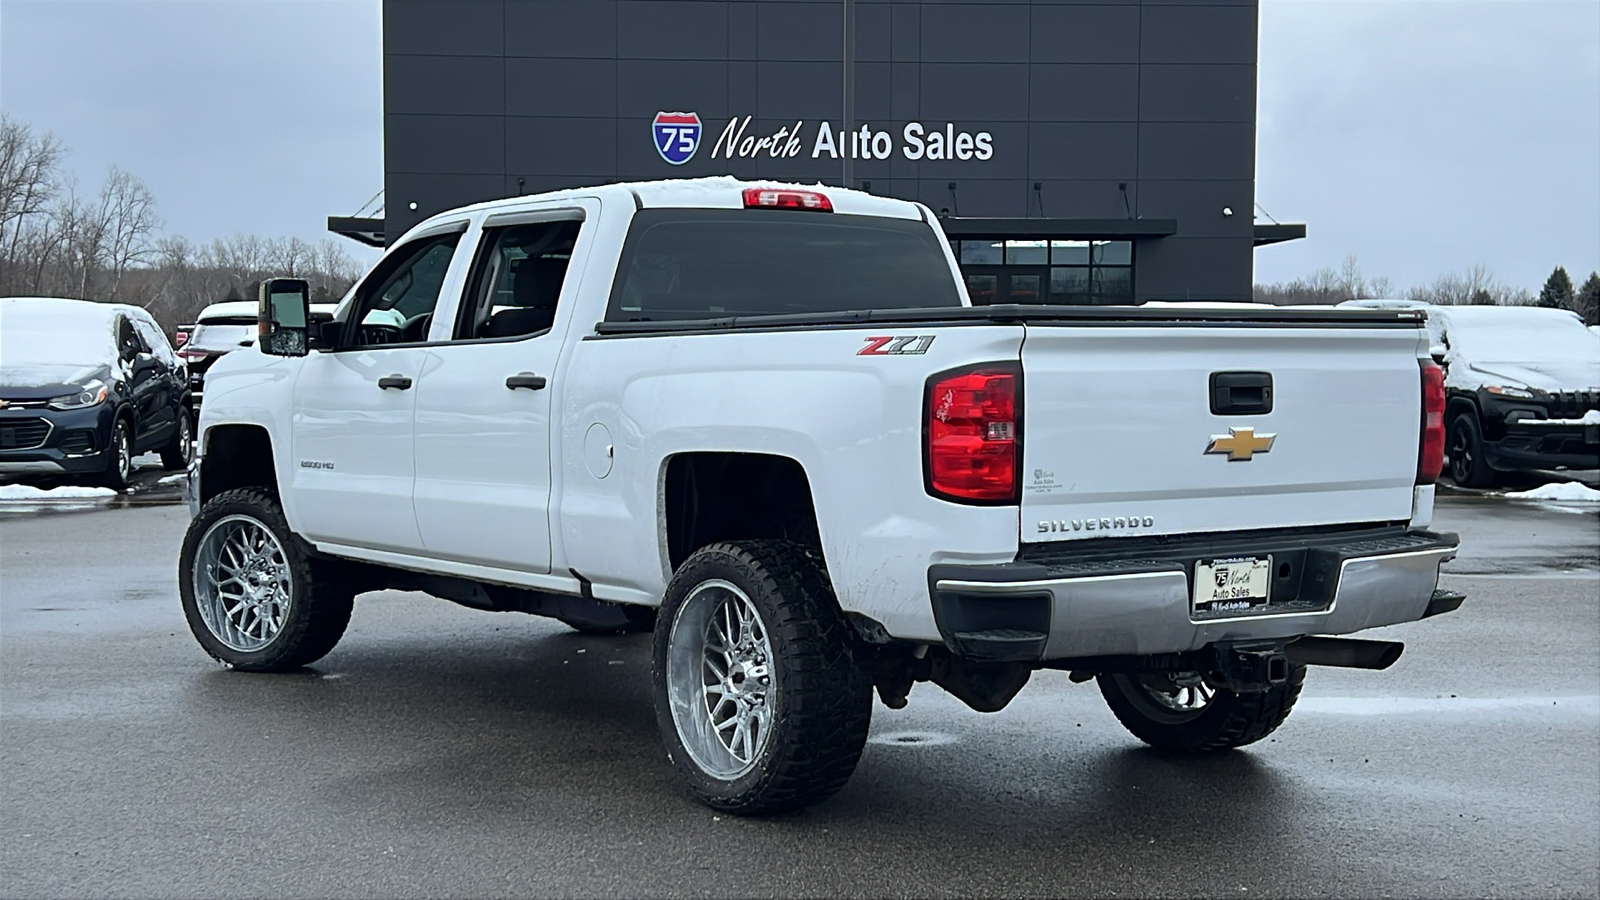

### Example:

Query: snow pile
xmin=1528 ymin=409 xmax=1600 ymax=427
xmin=0 ymin=484 xmax=117 ymax=500
xmin=1503 ymin=482 xmax=1600 ymax=502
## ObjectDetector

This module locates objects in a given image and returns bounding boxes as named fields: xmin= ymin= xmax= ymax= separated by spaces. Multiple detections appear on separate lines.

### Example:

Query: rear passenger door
xmin=411 ymin=204 xmax=594 ymax=573
xmin=116 ymin=316 xmax=164 ymax=446
xmin=130 ymin=315 xmax=180 ymax=440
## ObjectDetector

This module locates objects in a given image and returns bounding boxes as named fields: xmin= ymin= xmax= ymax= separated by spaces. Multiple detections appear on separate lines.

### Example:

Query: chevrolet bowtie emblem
xmin=1206 ymin=427 xmax=1276 ymax=461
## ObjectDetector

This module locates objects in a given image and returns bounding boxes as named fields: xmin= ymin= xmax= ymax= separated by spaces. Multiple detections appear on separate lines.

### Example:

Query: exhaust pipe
xmin=1286 ymin=636 xmax=1404 ymax=670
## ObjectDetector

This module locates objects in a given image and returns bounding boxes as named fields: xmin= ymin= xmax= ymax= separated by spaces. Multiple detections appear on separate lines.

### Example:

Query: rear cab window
xmin=605 ymin=209 xmax=963 ymax=322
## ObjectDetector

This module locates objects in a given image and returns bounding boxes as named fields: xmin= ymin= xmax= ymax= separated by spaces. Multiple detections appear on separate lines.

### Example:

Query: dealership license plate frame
xmin=1192 ymin=555 xmax=1273 ymax=615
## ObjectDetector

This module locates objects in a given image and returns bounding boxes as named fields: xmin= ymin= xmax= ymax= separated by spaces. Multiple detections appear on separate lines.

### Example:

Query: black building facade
xmin=358 ymin=0 xmax=1301 ymax=304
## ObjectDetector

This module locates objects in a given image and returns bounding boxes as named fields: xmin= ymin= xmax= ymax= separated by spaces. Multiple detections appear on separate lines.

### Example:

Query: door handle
xmin=377 ymin=375 xmax=413 ymax=391
xmin=506 ymin=372 xmax=547 ymax=391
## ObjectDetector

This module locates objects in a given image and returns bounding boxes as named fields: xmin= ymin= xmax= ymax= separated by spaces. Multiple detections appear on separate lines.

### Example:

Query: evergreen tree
xmin=1575 ymin=271 xmax=1600 ymax=327
xmin=1536 ymin=266 xmax=1574 ymax=309
xmin=1469 ymin=288 xmax=1496 ymax=306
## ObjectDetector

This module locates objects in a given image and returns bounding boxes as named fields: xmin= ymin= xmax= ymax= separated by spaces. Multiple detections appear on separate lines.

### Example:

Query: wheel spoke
xmin=704 ymin=654 xmax=726 ymax=680
xmin=721 ymin=600 xmax=736 ymax=647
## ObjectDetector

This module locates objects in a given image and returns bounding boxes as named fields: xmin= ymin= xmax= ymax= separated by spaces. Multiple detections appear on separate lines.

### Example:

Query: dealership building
xmin=332 ymin=0 xmax=1303 ymax=304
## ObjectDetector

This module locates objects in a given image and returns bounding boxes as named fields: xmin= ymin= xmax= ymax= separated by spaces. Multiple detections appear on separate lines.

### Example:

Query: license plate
xmin=1193 ymin=556 xmax=1272 ymax=614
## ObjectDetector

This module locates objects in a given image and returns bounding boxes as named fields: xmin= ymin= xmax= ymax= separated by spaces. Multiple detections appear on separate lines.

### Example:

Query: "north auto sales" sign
xmin=655 ymin=112 xmax=994 ymax=164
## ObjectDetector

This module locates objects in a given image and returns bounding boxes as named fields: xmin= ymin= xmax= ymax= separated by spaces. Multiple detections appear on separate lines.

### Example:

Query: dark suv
xmin=0 ymin=297 xmax=193 ymax=489
xmin=1430 ymin=306 xmax=1600 ymax=487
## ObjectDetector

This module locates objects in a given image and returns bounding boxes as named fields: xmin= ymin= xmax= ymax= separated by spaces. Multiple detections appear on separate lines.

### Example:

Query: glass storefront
xmin=952 ymin=239 xmax=1134 ymax=306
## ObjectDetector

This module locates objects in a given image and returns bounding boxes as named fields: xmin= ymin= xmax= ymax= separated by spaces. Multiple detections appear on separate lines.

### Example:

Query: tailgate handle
xmin=1210 ymin=371 xmax=1273 ymax=415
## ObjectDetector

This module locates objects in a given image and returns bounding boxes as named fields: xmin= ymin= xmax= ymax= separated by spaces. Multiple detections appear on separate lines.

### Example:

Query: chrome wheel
xmin=114 ymin=424 xmax=131 ymax=482
xmin=1144 ymin=677 xmax=1215 ymax=712
xmin=191 ymin=514 xmax=292 ymax=652
xmin=177 ymin=415 xmax=192 ymax=463
xmin=666 ymin=579 xmax=776 ymax=780
xmin=1115 ymin=672 xmax=1217 ymax=724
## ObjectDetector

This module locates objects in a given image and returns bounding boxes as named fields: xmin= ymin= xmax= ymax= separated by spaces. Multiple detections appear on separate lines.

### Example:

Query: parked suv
xmin=182 ymin=300 xmax=337 ymax=406
xmin=1428 ymin=306 xmax=1600 ymax=487
xmin=178 ymin=301 xmax=258 ymax=406
xmin=1 ymin=297 xmax=193 ymax=488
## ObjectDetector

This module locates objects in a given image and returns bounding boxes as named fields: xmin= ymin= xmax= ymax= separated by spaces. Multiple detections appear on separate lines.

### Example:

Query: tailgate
xmin=1019 ymin=324 xmax=1425 ymax=541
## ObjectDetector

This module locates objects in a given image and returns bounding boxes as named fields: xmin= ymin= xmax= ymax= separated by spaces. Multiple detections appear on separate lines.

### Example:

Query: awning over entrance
xmin=327 ymin=216 xmax=385 ymax=248
xmin=937 ymin=216 xmax=1178 ymax=239
xmin=1253 ymin=223 xmax=1307 ymax=247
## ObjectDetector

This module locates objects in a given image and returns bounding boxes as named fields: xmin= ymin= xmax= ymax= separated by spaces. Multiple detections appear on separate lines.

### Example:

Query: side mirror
xmin=258 ymin=277 xmax=311 ymax=357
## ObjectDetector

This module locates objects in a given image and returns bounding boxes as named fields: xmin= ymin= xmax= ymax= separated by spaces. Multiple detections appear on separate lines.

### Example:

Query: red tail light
xmin=1418 ymin=360 xmax=1446 ymax=484
xmin=742 ymin=187 xmax=832 ymax=211
xmin=925 ymin=364 xmax=1020 ymax=503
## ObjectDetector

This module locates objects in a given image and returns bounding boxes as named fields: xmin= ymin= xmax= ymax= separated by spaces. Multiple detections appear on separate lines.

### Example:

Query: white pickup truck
xmin=180 ymin=177 xmax=1463 ymax=814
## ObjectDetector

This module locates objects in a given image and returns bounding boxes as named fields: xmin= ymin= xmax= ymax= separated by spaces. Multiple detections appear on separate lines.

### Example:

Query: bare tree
xmin=96 ymin=166 xmax=161 ymax=300
xmin=0 ymin=115 xmax=65 ymax=292
xmin=1 ymin=115 xmax=364 ymax=329
xmin=1408 ymin=265 xmax=1528 ymax=306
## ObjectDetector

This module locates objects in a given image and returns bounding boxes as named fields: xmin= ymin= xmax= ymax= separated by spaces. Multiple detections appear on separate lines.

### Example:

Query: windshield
xmin=187 ymin=321 xmax=257 ymax=352
xmin=1446 ymin=315 xmax=1600 ymax=364
xmin=607 ymin=209 xmax=962 ymax=322
xmin=0 ymin=302 xmax=116 ymax=367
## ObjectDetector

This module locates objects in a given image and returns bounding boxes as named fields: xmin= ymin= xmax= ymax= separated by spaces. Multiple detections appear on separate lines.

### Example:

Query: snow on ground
xmin=1503 ymin=482 xmax=1600 ymax=502
xmin=0 ymin=484 xmax=116 ymax=500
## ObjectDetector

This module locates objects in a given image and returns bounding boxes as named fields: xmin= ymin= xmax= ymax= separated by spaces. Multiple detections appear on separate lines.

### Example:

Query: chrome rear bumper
xmin=929 ymin=529 xmax=1460 ymax=663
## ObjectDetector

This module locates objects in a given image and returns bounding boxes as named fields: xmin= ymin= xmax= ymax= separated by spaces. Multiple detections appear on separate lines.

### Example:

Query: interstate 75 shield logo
xmin=653 ymin=111 xmax=702 ymax=165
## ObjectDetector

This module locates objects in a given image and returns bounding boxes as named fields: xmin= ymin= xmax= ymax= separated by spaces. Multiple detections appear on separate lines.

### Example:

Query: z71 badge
xmin=858 ymin=335 xmax=935 ymax=356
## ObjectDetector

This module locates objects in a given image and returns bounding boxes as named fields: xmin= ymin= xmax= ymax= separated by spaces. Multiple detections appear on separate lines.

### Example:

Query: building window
xmin=952 ymin=239 xmax=1134 ymax=305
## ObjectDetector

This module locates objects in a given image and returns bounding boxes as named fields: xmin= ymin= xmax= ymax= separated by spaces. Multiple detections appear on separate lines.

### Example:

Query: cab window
xmin=452 ymin=220 xmax=581 ymax=341
xmin=342 ymin=231 xmax=462 ymax=347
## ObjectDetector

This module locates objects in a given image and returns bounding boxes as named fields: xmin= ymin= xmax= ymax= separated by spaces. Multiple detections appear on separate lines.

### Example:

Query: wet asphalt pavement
xmin=1 ymin=489 xmax=1596 ymax=898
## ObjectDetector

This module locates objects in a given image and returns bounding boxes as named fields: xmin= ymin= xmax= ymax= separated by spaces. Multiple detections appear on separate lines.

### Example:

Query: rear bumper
xmin=928 ymin=528 xmax=1460 ymax=663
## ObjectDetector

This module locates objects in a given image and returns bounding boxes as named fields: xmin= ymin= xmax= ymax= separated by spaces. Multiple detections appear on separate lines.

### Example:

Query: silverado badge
xmin=1206 ymin=427 xmax=1276 ymax=461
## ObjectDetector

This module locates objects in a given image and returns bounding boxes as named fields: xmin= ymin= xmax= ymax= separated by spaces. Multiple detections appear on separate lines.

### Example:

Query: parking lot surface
xmin=2 ymin=491 xmax=1596 ymax=898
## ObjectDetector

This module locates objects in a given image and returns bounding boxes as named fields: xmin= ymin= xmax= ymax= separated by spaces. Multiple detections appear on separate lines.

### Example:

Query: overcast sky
xmin=2 ymin=0 xmax=1596 ymax=290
